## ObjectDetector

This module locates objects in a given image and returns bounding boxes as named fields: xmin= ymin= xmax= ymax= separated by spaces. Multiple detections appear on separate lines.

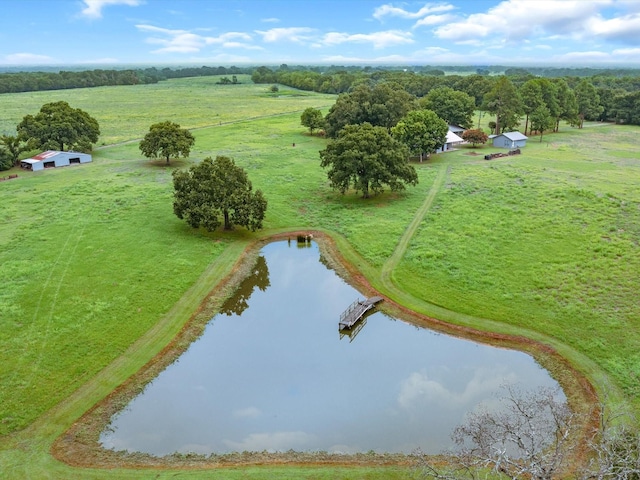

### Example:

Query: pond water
xmin=100 ymin=240 xmax=562 ymax=456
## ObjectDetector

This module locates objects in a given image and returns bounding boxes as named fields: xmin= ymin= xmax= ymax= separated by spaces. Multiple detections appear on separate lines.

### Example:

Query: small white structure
xmin=21 ymin=151 xmax=92 ymax=171
xmin=490 ymin=132 xmax=528 ymax=149
xmin=436 ymin=130 xmax=464 ymax=153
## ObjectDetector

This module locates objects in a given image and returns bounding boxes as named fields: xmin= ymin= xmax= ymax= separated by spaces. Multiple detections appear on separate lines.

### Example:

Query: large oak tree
xmin=17 ymin=101 xmax=100 ymax=152
xmin=319 ymin=122 xmax=417 ymax=198
xmin=391 ymin=109 xmax=448 ymax=162
xmin=139 ymin=121 xmax=195 ymax=164
xmin=172 ymin=156 xmax=267 ymax=232
xmin=300 ymin=107 xmax=324 ymax=135
xmin=323 ymin=82 xmax=415 ymax=138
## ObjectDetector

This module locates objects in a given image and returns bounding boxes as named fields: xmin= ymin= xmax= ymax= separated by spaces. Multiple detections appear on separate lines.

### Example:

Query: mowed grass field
xmin=0 ymin=76 xmax=639 ymax=478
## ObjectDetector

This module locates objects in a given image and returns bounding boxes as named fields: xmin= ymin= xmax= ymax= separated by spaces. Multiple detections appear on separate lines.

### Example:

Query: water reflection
xmin=101 ymin=241 xmax=562 ymax=456
xmin=219 ymin=255 xmax=270 ymax=316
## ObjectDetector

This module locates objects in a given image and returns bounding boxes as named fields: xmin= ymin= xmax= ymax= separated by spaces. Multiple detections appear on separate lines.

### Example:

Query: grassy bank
xmin=0 ymin=77 xmax=638 ymax=478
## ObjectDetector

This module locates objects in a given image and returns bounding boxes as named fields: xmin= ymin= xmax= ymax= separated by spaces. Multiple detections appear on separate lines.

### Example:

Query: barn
xmin=490 ymin=132 xmax=528 ymax=149
xmin=20 ymin=151 xmax=92 ymax=171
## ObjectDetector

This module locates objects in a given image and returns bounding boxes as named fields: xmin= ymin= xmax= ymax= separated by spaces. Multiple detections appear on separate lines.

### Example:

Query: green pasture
xmin=1 ymin=78 xmax=639 ymax=478
xmin=0 ymin=74 xmax=335 ymax=144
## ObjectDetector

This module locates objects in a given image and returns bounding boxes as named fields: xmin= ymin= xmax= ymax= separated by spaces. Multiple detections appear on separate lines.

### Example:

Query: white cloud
xmin=261 ymin=17 xmax=280 ymax=23
xmin=373 ymin=2 xmax=455 ymax=20
xmin=397 ymin=368 xmax=517 ymax=411
xmin=551 ymin=50 xmax=617 ymax=64
xmin=136 ymin=24 xmax=253 ymax=54
xmin=586 ymin=13 xmax=640 ymax=44
xmin=434 ymin=0 xmax=612 ymax=44
xmin=322 ymin=30 xmax=414 ymax=48
xmin=613 ymin=47 xmax=640 ymax=55
xmin=222 ymin=42 xmax=264 ymax=50
xmin=3 ymin=53 xmax=56 ymax=64
xmin=80 ymin=0 xmax=142 ymax=19
xmin=255 ymin=27 xmax=315 ymax=43
xmin=413 ymin=14 xmax=456 ymax=27
xmin=223 ymin=431 xmax=316 ymax=452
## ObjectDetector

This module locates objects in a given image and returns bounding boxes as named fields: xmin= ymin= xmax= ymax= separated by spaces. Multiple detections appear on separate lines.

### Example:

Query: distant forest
xmin=1 ymin=64 xmax=639 ymax=125
xmin=0 ymin=65 xmax=254 ymax=94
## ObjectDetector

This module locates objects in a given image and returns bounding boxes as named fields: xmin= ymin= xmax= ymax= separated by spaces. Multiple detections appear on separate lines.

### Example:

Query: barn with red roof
xmin=20 ymin=151 xmax=92 ymax=171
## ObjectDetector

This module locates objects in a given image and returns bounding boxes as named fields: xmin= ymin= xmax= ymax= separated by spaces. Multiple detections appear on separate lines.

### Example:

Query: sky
xmin=1 ymin=0 xmax=639 ymax=67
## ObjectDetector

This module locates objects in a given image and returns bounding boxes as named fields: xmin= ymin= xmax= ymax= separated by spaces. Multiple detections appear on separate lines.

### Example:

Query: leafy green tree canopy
xmin=172 ymin=156 xmax=267 ymax=232
xmin=139 ymin=121 xmax=195 ymax=164
xmin=0 ymin=147 xmax=12 ymax=171
xmin=0 ymin=135 xmax=32 ymax=168
xmin=574 ymin=79 xmax=604 ymax=128
xmin=420 ymin=86 xmax=476 ymax=129
xmin=300 ymin=107 xmax=324 ymax=135
xmin=319 ymin=122 xmax=416 ymax=198
xmin=552 ymin=78 xmax=578 ymax=131
xmin=530 ymin=105 xmax=554 ymax=141
xmin=391 ymin=109 xmax=448 ymax=161
xmin=324 ymin=82 xmax=415 ymax=137
xmin=17 ymin=101 xmax=100 ymax=152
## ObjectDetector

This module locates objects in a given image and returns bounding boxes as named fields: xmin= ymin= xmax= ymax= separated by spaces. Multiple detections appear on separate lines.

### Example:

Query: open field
xmin=0 ymin=78 xmax=639 ymax=478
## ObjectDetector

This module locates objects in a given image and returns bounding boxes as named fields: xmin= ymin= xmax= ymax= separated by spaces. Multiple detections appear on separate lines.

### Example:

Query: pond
xmin=100 ymin=240 xmax=563 ymax=456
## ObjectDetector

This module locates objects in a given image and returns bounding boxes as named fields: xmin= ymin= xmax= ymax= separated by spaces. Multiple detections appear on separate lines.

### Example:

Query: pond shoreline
xmin=51 ymin=230 xmax=599 ymax=470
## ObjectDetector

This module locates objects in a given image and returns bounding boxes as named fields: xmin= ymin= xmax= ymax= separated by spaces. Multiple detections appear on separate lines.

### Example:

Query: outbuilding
xmin=447 ymin=124 xmax=466 ymax=136
xmin=21 ymin=150 xmax=92 ymax=171
xmin=436 ymin=130 xmax=465 ymax=153
xmin=490 ymin=132 xmax=528 ymax=149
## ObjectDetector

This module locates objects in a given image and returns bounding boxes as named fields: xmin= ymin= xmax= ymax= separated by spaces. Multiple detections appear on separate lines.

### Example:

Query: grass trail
xmin=380 ymin=164 xmax=448 ymax=292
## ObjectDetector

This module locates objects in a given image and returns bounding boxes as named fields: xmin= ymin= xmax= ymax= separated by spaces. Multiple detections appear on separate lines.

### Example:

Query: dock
xmin=339 ymin=296 xmax=384 ymax=331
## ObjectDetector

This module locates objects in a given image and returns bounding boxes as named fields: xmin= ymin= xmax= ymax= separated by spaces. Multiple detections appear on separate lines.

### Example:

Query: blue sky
xmin=1 ymin=0 xmax=639 ymax=67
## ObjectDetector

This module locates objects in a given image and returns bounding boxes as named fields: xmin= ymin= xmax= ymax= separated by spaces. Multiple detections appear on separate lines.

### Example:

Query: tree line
xmin=0 ymin=65 xmax=253 ymax=94
xmin=254 ymin=65 xmax=640 ymax=126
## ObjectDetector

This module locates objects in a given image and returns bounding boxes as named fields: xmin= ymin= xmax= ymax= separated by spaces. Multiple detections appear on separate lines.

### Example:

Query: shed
xmin=436 ymin=130 xmax=464 ymax=153
xmin=490 ymin=132 xmax=528 ymax=149
xmin=21 ymin=151 xmax=92 ymax=171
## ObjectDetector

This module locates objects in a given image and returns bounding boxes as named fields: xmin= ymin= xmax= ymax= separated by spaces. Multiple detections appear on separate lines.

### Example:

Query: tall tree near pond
xmin=139 ymin=121 xmax=195 ymax=164
xmin=391 ymin=109 xmax=448 ymax=162
xmin=300 ymin=107 xmax=324 ymax=135
xmin=574 ymin=79 xmax=604 ymax=128
xmin=419 ymin=86 xmax=475 ymax=129
xmin=324 ymin=82 xmax=415 ymax=137
xmin=17 ymin=101 xmax=100 ymax=152
xmin=319 ymin=122 xmax=416 ymax=198
xmin=483 ymin=76 xmax=522 ymax=135
xmin=172 ymin=156 xmax=267 ymax=232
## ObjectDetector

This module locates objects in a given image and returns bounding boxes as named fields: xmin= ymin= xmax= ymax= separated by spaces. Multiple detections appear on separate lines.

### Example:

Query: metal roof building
xmin=21 ymin=151 xmax=92 ymax=171
xmin=490 ymin=132 xmax=528 ymax=149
